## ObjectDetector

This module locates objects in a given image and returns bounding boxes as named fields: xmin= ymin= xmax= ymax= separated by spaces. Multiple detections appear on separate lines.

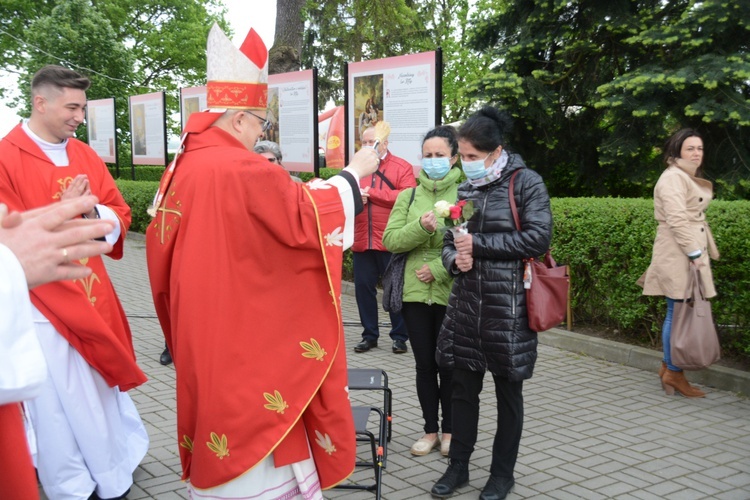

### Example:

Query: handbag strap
xmin=685 ymin=263 xmax=706 ymax=302
xmin=508 ymin=170 xmax=521 ymax=230
xmin=509 ymin=169 xmax=556 ymax=267
xmin=675 ymin=264 xmax=698 ymax=325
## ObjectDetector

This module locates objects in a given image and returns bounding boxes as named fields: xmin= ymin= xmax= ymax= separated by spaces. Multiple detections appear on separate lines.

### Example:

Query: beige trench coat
xmin=639 ymin=158 xmax=720 ymax=299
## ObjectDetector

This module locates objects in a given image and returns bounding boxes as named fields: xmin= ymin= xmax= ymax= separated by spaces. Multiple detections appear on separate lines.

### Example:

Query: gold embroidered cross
xmin=153 ymin=189 xmax=182 ymax=244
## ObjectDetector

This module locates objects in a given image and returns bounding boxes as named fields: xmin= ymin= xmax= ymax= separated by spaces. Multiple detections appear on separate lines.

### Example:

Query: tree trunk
xmin=269 ymin=0 xmax=306 ymax=74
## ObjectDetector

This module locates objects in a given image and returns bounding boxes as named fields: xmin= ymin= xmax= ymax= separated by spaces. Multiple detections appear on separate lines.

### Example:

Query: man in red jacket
xmin=353 ymin=126 xmax=417 ymax=354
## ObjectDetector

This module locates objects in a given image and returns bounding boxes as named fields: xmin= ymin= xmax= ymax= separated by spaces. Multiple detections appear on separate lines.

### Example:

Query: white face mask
xmin=462 ymin=152 xmax=492 ymax=180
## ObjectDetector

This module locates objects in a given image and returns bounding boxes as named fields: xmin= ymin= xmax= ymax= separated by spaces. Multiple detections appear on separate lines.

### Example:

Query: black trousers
xmin=402 ymin=302 xmax=452 ymax=434
xmin=353 ymin=250 xmax=407 ymax=342
xmin=449 ymin=368 xmax=523 ymax=478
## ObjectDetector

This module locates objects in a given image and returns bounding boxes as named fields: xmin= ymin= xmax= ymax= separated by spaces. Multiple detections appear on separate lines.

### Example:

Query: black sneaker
xmin=392 ymin=340 xmax=408 ymax=354
xmin=354 ymin=339 xmax=378 ymax=352
xmin=431 ymin=459 xmax=469 ymax=498
xmin=479 ymin=476 xmax=514 ymax=500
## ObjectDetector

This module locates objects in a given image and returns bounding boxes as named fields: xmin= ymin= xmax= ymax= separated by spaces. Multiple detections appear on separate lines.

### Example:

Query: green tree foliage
xmin=302 ymin=0 xmax=423 ymax=108
xmin=93 ymin=0 xmax=227 ymax=91
xmin=467 ymin=0 xmax=750 ymax=198
xmin=0 ymin=0 xmax=56 ymax=94
xmin=595 ymin=0 xmax=750 ymax=198
xmin=412 ymin=0 xmax=495 ymax=123
xmin=301 ymin=0 xmax=494 ymax=123
xmin=2 ymin=0 xmax=227 ymax=136
xmin=18 ymin=0 xmax=134 ymax=110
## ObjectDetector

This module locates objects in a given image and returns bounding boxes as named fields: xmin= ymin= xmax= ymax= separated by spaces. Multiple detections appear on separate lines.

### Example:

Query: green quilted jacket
xmin=382 ymin=166 xmax=461 ymax=306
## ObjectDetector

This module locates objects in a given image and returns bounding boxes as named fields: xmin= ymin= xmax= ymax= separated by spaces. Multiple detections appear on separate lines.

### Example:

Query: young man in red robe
xmin=0 ymin=65 xmax=148 ymax=500
xmin=146 ymin=25 xmax=379 ymax=499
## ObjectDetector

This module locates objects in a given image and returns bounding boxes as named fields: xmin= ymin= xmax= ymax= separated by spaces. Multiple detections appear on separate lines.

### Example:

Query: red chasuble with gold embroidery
xmin=146 ymin=125 xmax=356 ymax=489
xmin=0 ymin=125 xmax=146 ymax=391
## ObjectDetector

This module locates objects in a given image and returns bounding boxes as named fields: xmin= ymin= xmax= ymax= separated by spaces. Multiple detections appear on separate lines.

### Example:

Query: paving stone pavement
xmin=41 ymin=237 xmax=750 ymax=500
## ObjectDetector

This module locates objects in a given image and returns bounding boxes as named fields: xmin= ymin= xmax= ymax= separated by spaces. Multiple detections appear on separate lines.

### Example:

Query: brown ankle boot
xmin=662 ymin=369 xmax=705 ymax=398
xmin=658 ymin=361 xmax=668 ymax=391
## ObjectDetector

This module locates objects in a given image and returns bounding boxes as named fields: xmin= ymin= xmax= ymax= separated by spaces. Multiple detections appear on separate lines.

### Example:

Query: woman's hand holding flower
xmin=420 ymin=211 xmax=437 ymax=232
xmin=455 ymin=252 xmax=473 ymax=272
xmin=455 ymin=233 xmax=473 ymax=256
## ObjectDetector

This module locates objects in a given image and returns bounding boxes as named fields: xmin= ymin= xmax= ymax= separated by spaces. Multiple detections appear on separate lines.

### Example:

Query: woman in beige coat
xmin=641 ymin=128 xmax=720 ymax=397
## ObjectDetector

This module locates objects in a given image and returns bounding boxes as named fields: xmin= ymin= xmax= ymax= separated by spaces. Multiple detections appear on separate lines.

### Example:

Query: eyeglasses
xmin=244 ymin=110 xmax=272 ymax=133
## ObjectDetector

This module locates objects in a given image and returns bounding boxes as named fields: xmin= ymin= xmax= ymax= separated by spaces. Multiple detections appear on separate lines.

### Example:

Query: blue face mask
xmin=422 ymin=157 xmax=451 ymax=180
xmin=462 ymin=153 xmax=492 ymax=180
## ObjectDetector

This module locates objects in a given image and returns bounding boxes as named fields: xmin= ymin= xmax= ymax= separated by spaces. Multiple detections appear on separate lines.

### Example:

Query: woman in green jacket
xmin=383 ymin=125 xmax=461 ymax=457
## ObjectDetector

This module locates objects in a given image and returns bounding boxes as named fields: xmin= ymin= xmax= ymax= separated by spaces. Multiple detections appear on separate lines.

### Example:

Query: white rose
xmin=434 ymin=200 xmax=451 ymax=218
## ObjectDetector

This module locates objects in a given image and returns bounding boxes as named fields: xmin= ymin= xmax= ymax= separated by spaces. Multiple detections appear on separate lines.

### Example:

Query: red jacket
xmin=353 ymin=151 xmax=416 ymax=252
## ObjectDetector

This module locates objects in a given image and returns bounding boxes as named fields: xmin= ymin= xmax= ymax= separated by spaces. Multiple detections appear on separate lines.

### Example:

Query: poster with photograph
xmin=180 ymin=86 xmax=207 ymax=130
xmin=86 ymin=98 xmax=116 ymax=163
xmin=129 ymin=92 xmax=167 ymax=166
xmin=347 ymin=51 xmax=438 ymax=171
xmin=268 ymin=69 xmax=317 ymax=173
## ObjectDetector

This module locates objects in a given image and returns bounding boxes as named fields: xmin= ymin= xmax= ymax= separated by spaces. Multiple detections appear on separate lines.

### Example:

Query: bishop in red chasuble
xmin=146 ymin=24 xmax=379 ymax=498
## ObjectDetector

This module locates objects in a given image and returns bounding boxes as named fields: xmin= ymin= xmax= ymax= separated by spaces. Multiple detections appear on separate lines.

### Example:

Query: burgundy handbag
xmin=509 ymin=170 xmax=569 ymax=332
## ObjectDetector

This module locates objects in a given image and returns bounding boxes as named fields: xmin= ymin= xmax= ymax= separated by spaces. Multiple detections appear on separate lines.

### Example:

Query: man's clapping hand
xmin=0 ymin=196 xmax=115 ymax=288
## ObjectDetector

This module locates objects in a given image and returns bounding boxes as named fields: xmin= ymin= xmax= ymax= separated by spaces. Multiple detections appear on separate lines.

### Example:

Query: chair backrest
xmin=348 ymin=368 xmax=388 ymax=389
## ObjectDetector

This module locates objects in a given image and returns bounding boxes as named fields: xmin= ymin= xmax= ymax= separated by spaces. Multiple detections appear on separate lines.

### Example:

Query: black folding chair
xmin=332 ymin=405 xmax=386 ymax=499
xmin=348 ymin=368 xmax=392 ymax=442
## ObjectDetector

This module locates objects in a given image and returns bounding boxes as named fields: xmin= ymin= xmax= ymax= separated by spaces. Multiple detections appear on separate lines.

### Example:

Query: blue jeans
xmin=353 ymin=250 xmax=407 ymax=342
xmin=662 ymin=298 xmax=682 ymax=372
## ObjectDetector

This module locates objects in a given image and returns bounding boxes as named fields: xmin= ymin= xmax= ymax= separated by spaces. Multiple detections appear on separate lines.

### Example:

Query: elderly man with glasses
xmin=146 ymin=25 xmax=379 ymax=499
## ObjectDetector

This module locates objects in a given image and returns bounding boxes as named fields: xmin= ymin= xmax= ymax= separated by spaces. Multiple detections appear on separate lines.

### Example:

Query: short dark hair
xmin=458 ymin=106 xmax=513 ymax=153
xmin=663 ymin=128 xmax=703 ymax=166
xmin=422 ymin=125 xmax=458 ymax=156
xmin=31 ymin=65 xmax=90 ymax=97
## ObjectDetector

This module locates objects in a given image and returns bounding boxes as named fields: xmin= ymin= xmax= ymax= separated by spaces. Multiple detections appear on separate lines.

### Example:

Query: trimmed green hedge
xmin=116 ymin=180 xmax=750 ymax=361
xmin=116 ymin=180 xmax=159 ymax=235
xmin=551 ymin=198 xmax=750 ymax=359
xmin=109 ymin=166 xmax=166 ymax=182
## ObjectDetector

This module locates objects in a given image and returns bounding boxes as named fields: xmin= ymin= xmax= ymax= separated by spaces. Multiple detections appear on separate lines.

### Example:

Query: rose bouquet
xmin=434 ymin=199 xmax=475 ymax=236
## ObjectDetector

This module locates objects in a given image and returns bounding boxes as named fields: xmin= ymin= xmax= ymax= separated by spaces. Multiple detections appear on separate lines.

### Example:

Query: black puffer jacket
xmin=437 ymin=155 xmax=552 ymax=381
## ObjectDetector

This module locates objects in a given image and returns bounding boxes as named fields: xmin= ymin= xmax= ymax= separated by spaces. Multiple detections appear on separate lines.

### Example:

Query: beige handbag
xmin=671 ymin=263 xmax=721 ymax=370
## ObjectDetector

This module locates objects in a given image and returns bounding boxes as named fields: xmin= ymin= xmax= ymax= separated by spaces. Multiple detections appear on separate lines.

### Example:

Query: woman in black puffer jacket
xmin=430 ymin=107 xmax=552 ymax=500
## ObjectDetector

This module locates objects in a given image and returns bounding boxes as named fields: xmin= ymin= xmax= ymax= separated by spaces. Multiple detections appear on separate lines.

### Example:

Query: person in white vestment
xmin=0 ymin=196 xmax=116 ymax=499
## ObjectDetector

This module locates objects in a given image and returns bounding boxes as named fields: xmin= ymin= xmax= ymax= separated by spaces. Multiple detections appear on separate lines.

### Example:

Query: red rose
xmin=449 ymin=205 xmax=463 ymax=220
xmin=456 ymin=200 xmax=467 ymax=208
